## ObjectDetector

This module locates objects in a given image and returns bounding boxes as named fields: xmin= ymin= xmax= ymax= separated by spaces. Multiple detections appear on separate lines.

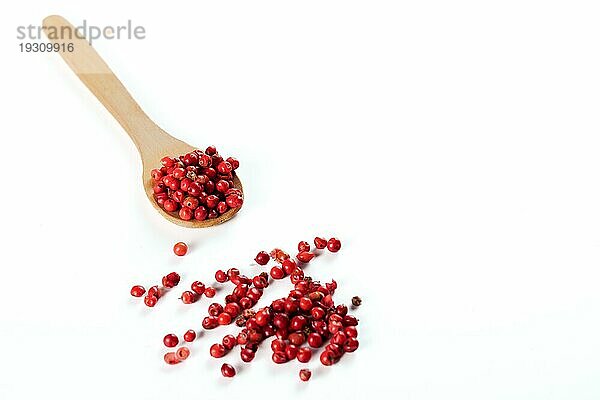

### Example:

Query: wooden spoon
xmin=43 ymin=15 xmax=243 ymax=228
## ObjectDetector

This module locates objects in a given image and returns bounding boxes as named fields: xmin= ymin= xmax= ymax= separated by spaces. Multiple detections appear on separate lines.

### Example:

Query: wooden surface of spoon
xmin=42 ymin=15 xmax=242 ymax=228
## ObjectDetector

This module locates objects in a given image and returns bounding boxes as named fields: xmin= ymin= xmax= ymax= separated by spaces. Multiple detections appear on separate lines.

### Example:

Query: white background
xmin=1 ymin=1 xmax=599 ymax=399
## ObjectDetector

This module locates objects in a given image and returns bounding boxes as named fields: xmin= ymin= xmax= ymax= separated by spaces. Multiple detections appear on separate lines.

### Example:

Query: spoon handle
xmin=43 ymin=15 xmax=162 ymax=154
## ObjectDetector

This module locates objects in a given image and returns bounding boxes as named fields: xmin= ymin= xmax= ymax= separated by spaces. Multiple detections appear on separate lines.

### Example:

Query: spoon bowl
xmin=43 ymin=15 xmax=243 ymax=227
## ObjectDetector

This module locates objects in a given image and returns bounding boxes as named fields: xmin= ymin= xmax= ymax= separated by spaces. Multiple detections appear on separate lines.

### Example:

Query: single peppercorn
xmin=210 ymin=343 xmax=226 ymax=358
xmin=130 ymin=285 xmax=145 ymax=297
xmin=221 ymin=363 xmax=236 ymax=377
xmin=191 ymin=281 xmax=205 ymax=295
xmin=254 ymin=251 xmax=270 ymax=265
xmin=183 ymin=330 xmax=196 ymax=342
xmin=314 ymin=237 xmax=327 ymax=249
xmin=176 ymin=347 xmax=190 ymax=360
xmin=215 ymin=269 xmax=229 ymax=283
xmin=204 ymin=287 xmax=216 ymax=298
xmin=299 ymin=368 xmax=312 ymax=381
xmin=164 ymin=352 xmax=180 ymax=365
xmin=144 ymin=295 xmax=157 ymax=307
xmin=180 ymin=291 xmax=198 ymax=304
xmin=327 ymin=238 xmax=341 ymax=252
xmin=351 ymin=296 xmax=362 ymax=307
xmin=163 ymin=334 xmax=179 ymax=348
xmin=298 ymin=241 xmax=311 ymax=252
xmin=173 ymin=242 xmax=188 ymax=256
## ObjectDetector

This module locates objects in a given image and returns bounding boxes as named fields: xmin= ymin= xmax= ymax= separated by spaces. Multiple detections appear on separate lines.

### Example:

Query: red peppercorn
xmin=173 ymin=168 xmax=185 ymax=180
xmin=202 ymin=316 xmax=218 ymax=329
xmin=334 ymin=304 xmax=347 ymax=317
xmin=221 ymin=363 xmax=236 ymax=378
xmin=328 ymin=321 xmax=344 ymax=334
xmin=299 ymin=368 xmax=312 ymax=381
xmin=270 ymin=248 xmax=290 ymax=263
xmin=273 ymin=313 xmax=290 ymax=330
xmin=224 ymin=303 xmax=241 ymax=317
xmin=180 ymin=291 xmax=198 ymax=304
xmin=326 ymin=343 xmax=344 ymax=358
xmin=183 ymin=330 xmax=196 ymax=342
xmin=176 ymin=346 xmax=190 ymax=360
xmin=237 ymin=331 xmax=249 ymax=345
xmin=163 ymin=199 xmax=178 ymax=212
xmin=178 ymin=206 xmax=193 ymax=220
xmin=172 ymin=190 xmax=185 ymax=203
xmin=320 ymin=350 xmax=335 ymax=366
xmin=344 ymin=337 xmax=359 ymax=352
xmin=173 ymin=242 xmax=188 ymax=256
xmin=194 ymin=206 xmax=208 ymax=220
xmin=130 ymin=285 xmax=146 ymax=297
xmin=246 ymin=287 xmax=262 ymax=302
xmin=233 ymin=284 xmax=248 ymax=298
xmin=298 ymin=241 xmax=311 ymax=252
xmin=222 ymin=334 xmax=237 ymax=350
xmin=272 ymin=351 xmax=288 ymax=364
xmin=288 ymin=332 xmax=305 ymax=346
xmin=285 ymin=344 xmax=298 ymax=360
xmin=290 ymin=315 xmax=307 ymax=331
xmin=204 ymin=194 xmax=219 ymax=209
xmin=344 ymin=326 xmax=358 ymax=338
xmin=282 ymin=259 xmax=297 ymax=275
xmin=218 ymin=312 xmax=232 ymax=325
xmin=297 ymin=347 xmax=312 ymax=363
xmin=240 ymin=347 xmax=255 ymax=362
xmin=299 ymin=297 xmax=313 ymax=311
xmin=144 ymin=295 xmax=157 ymax=307
xmin=215 ymin=180 xmax=230 ymax=193
xmin=254 ymin=251 xmax=269 ymax=265
xmin=216 ymin=161 xmax=232 ymax=174
xmin=307 ymin=332 xmax=323 ymax=348
xmin=148 ymin=285 xmax=162 ymax=299
xmin=217 ymin=201 xmax=228 ymax=214
xmin=327 ymin=238 xmax=341 ymax=252
xmin=248 ymin=329 xmax=264 ymax=343
xmin=183 ymin=196 xmax=199 ymax=210
xmin=226 ymin=268 xmax=240 ymax=279
xmin=208 ymin=303 xmax=224 ymax=316
xmin=331 ymin=331 xmax=347 ymax=346
xmin=270 ymin=266 xmax=284 ymax=280
xmin=290 ymin=269 xmax=305 ymax=284
xmin=180 ymin=177 xmax=192 ymax=191
xmin=151 ymin=168 xmax=163 ymax=180
xmin=314 ymin=237 xmax=327 ymax=249
xmin=205 ymin=145 xmax=217 ymax=155
xmin=191 ymin=281 xmax=205 ymax=295
xmin=153 ymin=183 xmax=166 ymax=194
xmin=252 ymin=275 xmax=268 ymax=289
xmin=284 ymin=299 xmax=299 ymax=314
xmin=296 ymin=251 xmax=315 ymax=263
xmin=163 ymin=334 xmax=179 ymax=348
xmin=164 ymin=352 xmax=180 ymax=365
xmin=255 ymin=309 xmax=271 ymax=326
xmin=239 ymin=297 xmax=252 ymax=309
xmin=162 ymin=272 xmax=181 ymax=288
xmin=204 ymin=287 xmax=216 ymax=298
xmin=271 ymin=339 xmax=286 ymax=353
xmin=226 ymin=194 xmax=243 ymax=208
xmin=226 ymin=157 xmax=239 ymax=170
xmin=155 ymin=193 xmax=168 ymax=207
xmin=210 ymin=343 xmax=226 ymax=358
xmin=215 ymin=269 xmax=228 ymax=283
